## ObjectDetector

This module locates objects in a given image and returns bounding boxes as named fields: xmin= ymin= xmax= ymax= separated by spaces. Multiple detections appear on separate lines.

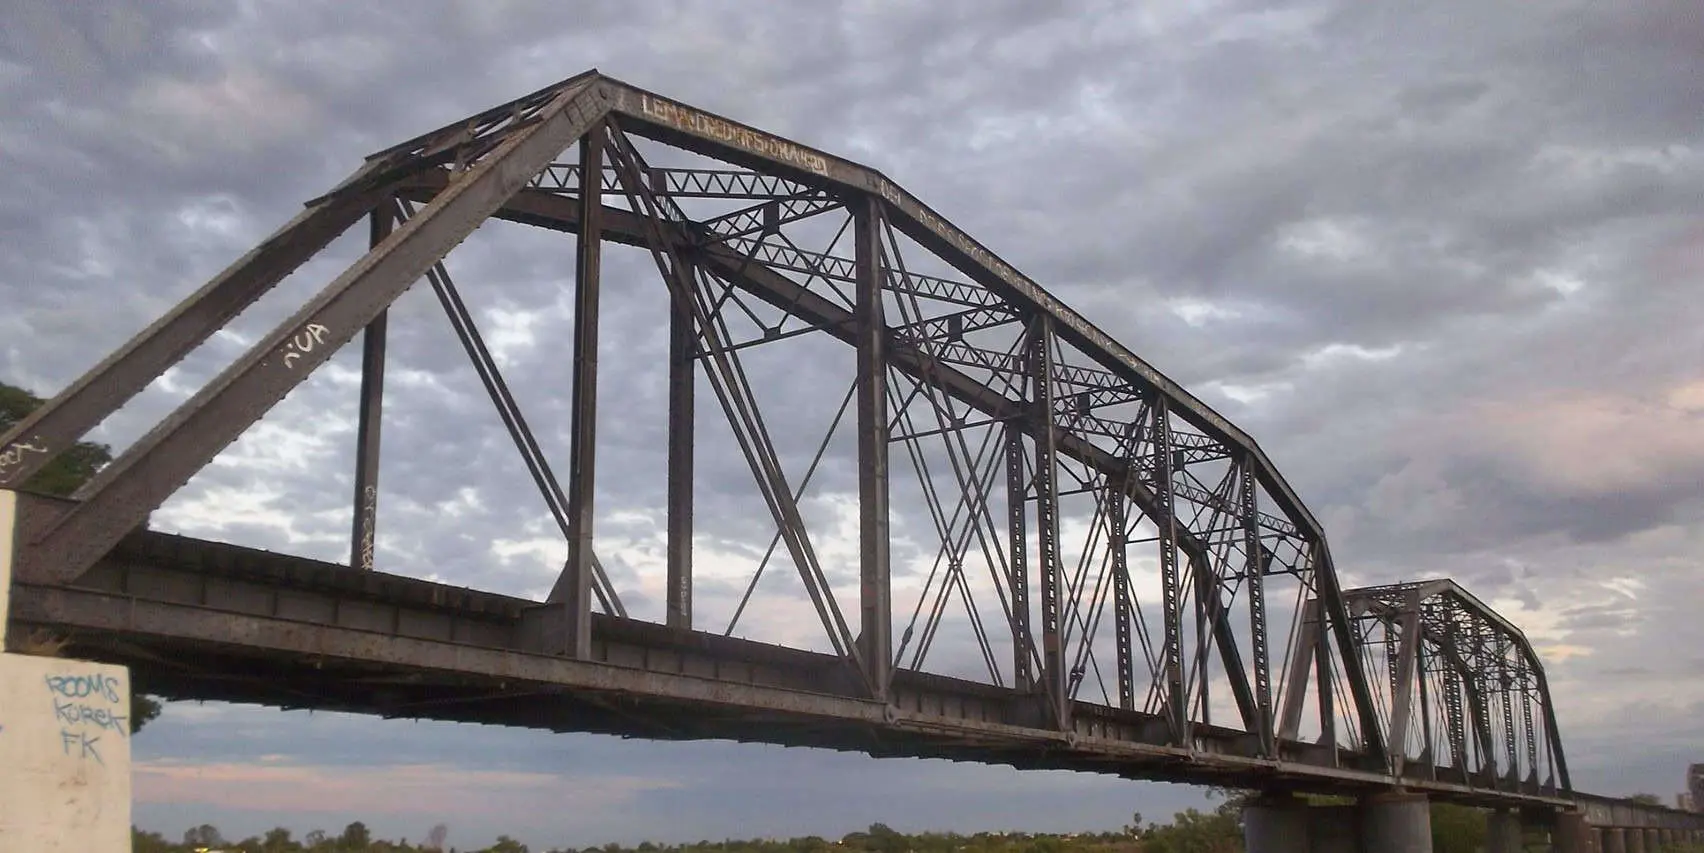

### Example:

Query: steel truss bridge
xmin=0 ymin=70 xmax=1694 ymax=833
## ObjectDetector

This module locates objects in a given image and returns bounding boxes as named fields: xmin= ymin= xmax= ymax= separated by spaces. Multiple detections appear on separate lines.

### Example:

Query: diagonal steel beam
xmin=19 ymin=79 xmax=612 ymax=586
xmin=0 ymin=175 xmax=392 ymax=491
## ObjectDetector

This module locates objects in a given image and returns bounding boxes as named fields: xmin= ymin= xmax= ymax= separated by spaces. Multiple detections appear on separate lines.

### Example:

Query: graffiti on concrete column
xmin=44 ymin=671 xmax=127 ymax=765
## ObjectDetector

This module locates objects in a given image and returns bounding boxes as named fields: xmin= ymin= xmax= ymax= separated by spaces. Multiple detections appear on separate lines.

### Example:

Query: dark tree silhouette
xmin=427 ymin=823 xmax=452 ymax=850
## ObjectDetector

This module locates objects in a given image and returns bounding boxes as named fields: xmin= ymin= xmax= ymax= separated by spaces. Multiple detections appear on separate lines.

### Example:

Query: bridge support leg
xmin=1243 ymin=791 xmax=1441 ymax=853
xmin=1487 ymin=810 xmax=1523 ymax=853
xmin=1552 ymin=810 xmax=1591 ymax=853
xmin=1627 ymin=826 xmax=1646 ymax=853
xmin=1241 ymin=794 xmax=1309 ymax=853
xmin=0 ymin=490 xmax=134 ymax=849
xmin=1309 ymin=804 xmax=1360 ymax=853
xmin=1602 ymin=827 xmax=1627 ymax=853
xmin=1358 ymin=792 xmax=1432 ymax=853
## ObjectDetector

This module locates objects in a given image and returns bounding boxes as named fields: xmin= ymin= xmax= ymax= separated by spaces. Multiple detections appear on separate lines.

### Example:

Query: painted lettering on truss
xmin=357 ymin=484 xmax=377 ymax=569
xmin=281 ymin=323 xmax=331 ymax=369
xmin=0 ymin=435 xmax=48 ymax=478
xmin=636 ymin=94 xmax=830 ymax=176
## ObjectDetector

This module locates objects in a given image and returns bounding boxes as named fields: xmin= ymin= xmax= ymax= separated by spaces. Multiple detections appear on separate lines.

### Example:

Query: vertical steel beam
xmin=1108 ymin=485 xmax=1134 ymax=710
xmin=1389 ymin=588 xmax=1422 ymax=776
xmin=349 ymin=205 xmax=392 ymax=570
xmin=1028 ymin=319 xmax=1066 ymax=727
xmin=1467 ymin=656 xmax=1496 ymax=777
xmin=1520 ymin=661 xmax=1538 ymax=782
xmin=1278 ymin=598 xmax=1318 ymax=741
xmin=1153 ymin=399 xmax=1188 ymax=743
xmin=1314 ymin=588 xmax=1337 ymax=752
xmin=665 ymin=253 xmax=695 ymax=631
xmin=1418 ymin=646 xmax=1437 ymax=776
xmin=1240 ymin=457 xmax=1273 ymax=755
xmin=1500 ymin=638 xmax=1519 ymax=782
xmin=1005 ymin=422 xmax=1032 ymax=692
xmin=854 ymin=195 xmax=892 ymax=698
xmin=562 ymin=127 xmax=605 ymax=659
xmin=1193 ymin=554 xmax=1212 ymax=728
xmin=1443 ymin=644 xmax=1469 ymax=777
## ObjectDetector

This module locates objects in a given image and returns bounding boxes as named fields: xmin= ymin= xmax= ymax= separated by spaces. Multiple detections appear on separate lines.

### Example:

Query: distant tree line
xmin=131 ymin=795 xmax=1700 ymax=853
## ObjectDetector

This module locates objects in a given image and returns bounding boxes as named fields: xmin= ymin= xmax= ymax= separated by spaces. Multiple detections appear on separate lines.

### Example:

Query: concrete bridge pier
xmin=0 ymin=490 xmax=134 ymax=850
xmin=1241 ymin=791 xmax=1433 ymax=853
xmin=1243 ymin=794 xmax=1312 ymax=853
xmin=1627 ymin=826 xmax=1646 ymax=852
xmin=1601 ymin=827 xmax=1627 ymax=853
xmin=1552 ymin=809 xmax=1593 ymax=853
xmin=1487 ymin=809 xmax=1524 ymax=853
xmin=1360 ymin=792 xmax=1433 ymax=853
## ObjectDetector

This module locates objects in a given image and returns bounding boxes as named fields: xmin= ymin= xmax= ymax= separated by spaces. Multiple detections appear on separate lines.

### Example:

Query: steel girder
xmin=0 ymin=70 xmax=1395 ymax=770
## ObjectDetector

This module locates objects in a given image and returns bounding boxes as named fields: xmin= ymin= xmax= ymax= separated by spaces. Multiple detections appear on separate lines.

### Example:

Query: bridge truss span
xmin=1335 ymin=580 xmax=1571 ymax=795
xmin=0 ymin=70 xmax=1620 ymax=815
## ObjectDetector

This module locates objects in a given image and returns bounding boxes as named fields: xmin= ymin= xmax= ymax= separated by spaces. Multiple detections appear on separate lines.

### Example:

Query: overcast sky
xmin=4 ymin=0 xmax=1703 ymax=848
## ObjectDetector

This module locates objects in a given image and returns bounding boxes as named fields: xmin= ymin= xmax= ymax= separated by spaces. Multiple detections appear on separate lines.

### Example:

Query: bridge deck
xmin=9 ymin=523 xmax=1569 ymax=812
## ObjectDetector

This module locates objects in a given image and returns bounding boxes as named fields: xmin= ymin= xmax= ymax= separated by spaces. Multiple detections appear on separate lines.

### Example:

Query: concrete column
xmin=1641 ymin=828 xmax=1659 ymax=851
xmin=1488 ymin=809 xmax=1523 ymax=853
xmin=1242 ymin=794 xmax=1310 ymax=853
xmin=0 ymin=491 xmax=135 ymax=851
xmin=1603 ymin=827 xmax=1627 ymax=853
xmin=1552 ymin=812 xmax=1592 ymax=853
xmin=1310 ymin=804 xmax=1360 ymax=853
xmin=1626 ymin=826 xmax=1645 ymax=853
xmin=1359 ymin=793 xmax=1432 ymax=853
